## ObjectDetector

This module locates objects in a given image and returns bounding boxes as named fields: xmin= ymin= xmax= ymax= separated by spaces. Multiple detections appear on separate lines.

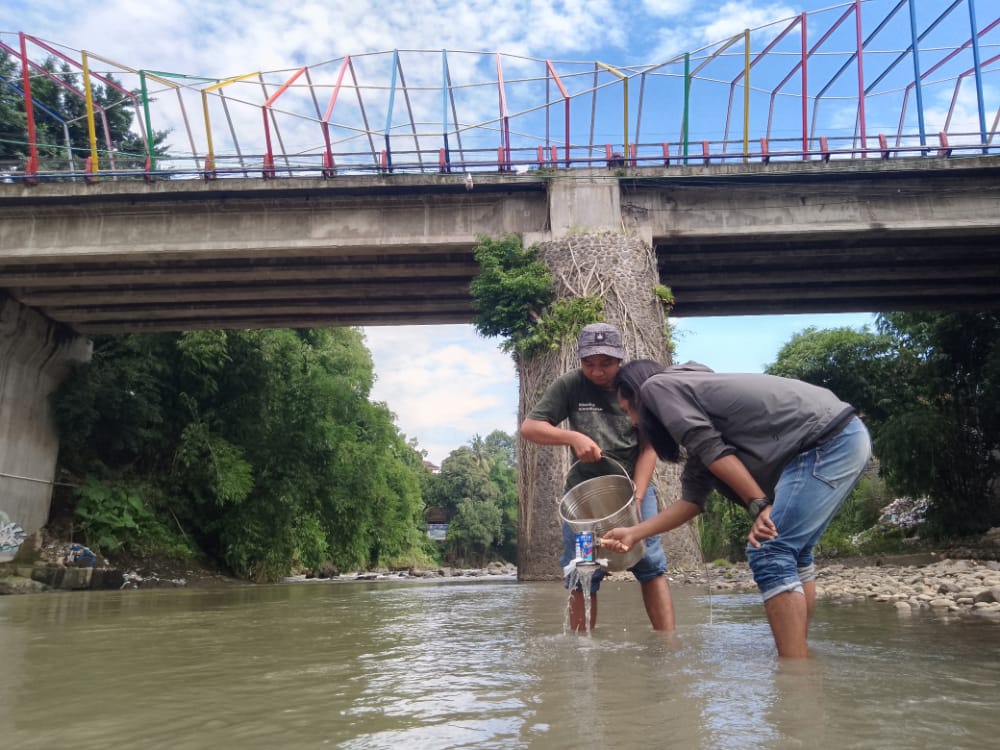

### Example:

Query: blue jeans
xmin=561 ymin=485 xmax=668 ymax=593
xmin=746 ymin=416 xmax=872 ymax=601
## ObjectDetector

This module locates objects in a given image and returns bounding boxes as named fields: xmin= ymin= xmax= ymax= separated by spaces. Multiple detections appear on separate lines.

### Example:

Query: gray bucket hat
xmin=576 ymin=323 xmax=625 ymax=360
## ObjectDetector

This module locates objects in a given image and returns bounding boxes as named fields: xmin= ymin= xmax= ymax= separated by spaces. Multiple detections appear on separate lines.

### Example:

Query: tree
xmin=768 ymin=313 xmax=1000 ymax=537
xmin=871 ymin=312 xmax=1000 ymax=535
xmin=0 ymin=51 xmax=170 ymax=172
xmin=422 ymin=432 xmax=519 ymax=565
xmin=53 ymin=327 xmax=429 ymax=581
xmin=766 ymin=325 xmax=894 ymax=422
xmin=0 ymin=50 xmax=27 ymax=161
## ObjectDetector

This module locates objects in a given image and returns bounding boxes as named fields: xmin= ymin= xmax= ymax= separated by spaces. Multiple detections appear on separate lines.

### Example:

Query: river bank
xmin=4 ymin=535 xmax=1000 ymax=624
xmin=661 ymin=553 xmax=1000 ymax=619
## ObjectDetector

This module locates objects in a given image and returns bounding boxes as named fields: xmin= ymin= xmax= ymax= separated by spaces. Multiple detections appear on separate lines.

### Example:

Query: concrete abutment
xmin=0 ymin=297 xmax=91 ymax=540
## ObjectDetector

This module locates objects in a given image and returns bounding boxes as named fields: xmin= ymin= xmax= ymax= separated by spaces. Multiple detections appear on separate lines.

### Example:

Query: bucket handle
xmin=567 ymin=455 xmax=634 ymax=485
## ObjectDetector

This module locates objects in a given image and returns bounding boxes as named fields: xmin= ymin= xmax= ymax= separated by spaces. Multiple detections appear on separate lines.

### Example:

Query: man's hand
xmin=748 ymin=505 xmax=778 ymax=548
xmin=599 ymin=527 xmax=636 ymax=553
xmin=570 ymin=433 xmax=603 ymax=462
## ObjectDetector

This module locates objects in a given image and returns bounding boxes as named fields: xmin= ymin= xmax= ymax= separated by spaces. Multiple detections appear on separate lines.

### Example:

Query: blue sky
xmin=4 ymin=0 xmax=990 ymax=462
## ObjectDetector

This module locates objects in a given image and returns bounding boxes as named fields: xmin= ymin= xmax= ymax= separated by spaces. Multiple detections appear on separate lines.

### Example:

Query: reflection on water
xmin=1 ymin=578 xmax=998 ymax=749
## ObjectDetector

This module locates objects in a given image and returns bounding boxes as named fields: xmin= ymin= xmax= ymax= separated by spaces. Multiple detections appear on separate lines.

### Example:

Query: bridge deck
xmin=1 ymin=158 xmax=999 ymax=334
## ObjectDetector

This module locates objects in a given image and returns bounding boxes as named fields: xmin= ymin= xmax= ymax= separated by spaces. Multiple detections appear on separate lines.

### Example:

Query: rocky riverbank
xmin=5 ymin=530 xmax=1000 ymax=623
xmin=658 ymin=555 xmax=1000 ymax=619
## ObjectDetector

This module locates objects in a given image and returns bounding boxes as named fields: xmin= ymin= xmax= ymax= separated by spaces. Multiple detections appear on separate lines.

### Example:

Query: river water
xmin=2 ymin=576 xmax=998 ymax=749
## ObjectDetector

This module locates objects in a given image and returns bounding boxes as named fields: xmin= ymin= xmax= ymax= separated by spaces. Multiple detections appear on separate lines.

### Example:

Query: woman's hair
xmin=615 ymin=359 xmax=680 ymax=463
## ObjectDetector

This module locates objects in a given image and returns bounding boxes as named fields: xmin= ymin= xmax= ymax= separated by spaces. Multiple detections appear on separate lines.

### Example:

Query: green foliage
xmin=470 ymin=233 xmax=606 ymax=358
xmin=697 ymin=492 xmax=751 ymax=562
xmin=872 ymin=312 xmax=1000 ymax=534
xmin=174 ymin=422 xmax=254 ymax=506
xmin=448 ymin=497 xmax=504 ymax=567
xmin=422 ymin=431 xmax=519 ymax=565
xmin=53 ymin=327 xmax=429 ymax=582
xmin=73 ymin=479 xmax=192 ymax=557
xmin=518 ymin=296 xmax=605 ymax=357
xmin=766 ymin=325 xmax=894 ymax=422
xmin=768 ymin=313 xmax=1000 ymax=538
xmin=74 ymin=480 xmax=146 ymax=552
xmin=470 ymin=234 xmax=554 ymax=350
xmin=654 ymin=285 xmax=675 ymax=308
xmin=654 ymin=285 xmax=678 ymax=360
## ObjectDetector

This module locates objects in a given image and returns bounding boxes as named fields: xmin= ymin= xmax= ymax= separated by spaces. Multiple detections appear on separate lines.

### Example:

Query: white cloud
xmin=641 ymin=0 xmax=697 ymax=17
xmin=363 ymin=325 xmax=517 ymax=464
xmin=701 ymin=2 xmax=797 ymax=42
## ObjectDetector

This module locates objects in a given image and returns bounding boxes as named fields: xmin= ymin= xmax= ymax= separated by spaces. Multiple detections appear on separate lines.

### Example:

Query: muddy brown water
xmin=2 ymin=577 xmax=998 ymax=749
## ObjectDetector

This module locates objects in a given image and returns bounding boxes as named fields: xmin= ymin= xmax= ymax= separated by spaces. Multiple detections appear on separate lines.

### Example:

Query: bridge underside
xmin=656 ymin=229 xmax=1000 ymax=317
xmin=1 ymin=246 xmax=481 ymax=333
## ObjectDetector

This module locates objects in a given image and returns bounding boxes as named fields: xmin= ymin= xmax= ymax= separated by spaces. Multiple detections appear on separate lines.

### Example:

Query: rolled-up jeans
xmin=560 ymin=485 xmax=668 ymax=593
xmin=746 ymin=416 xmax=872 ymax=601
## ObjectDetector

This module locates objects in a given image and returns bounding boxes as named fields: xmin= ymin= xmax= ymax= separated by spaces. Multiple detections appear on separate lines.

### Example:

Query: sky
xmin=4 ymin=0 xmax=990 ymax=463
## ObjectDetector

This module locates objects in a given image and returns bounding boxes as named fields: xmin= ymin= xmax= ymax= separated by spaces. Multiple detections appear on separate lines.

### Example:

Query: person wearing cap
xmin=520 ymin=323 xmax=675 ymax=632
xmin=602 ymin=359 xmax=872 ymax=657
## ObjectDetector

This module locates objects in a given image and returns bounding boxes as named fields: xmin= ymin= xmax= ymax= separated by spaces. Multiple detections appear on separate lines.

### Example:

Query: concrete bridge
xmin=3 ymin=156 xmax=999 ymax=333
xmin=2 ymin=155 xmax=1000 ymax=541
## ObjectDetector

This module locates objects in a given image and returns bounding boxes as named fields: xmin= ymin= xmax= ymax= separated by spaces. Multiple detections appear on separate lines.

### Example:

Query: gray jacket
xmin=639 ymin=362 xmax=855 ymax=506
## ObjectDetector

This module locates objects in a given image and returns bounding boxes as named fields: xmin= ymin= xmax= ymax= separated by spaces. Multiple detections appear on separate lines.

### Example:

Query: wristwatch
xmin=747 ymin=497 xmax=771 ymax=519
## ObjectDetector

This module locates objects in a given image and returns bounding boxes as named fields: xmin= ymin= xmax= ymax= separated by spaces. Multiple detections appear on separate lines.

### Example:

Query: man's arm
xmin=602 ymin=499 xmax=702 ymax=552
xmin=705 ymin=454 xmax=767 ymax=506
xmin=705 ymin=454 xmax=777 ymax=546
xmin=520 ymin=418 xmax=603 ymax=462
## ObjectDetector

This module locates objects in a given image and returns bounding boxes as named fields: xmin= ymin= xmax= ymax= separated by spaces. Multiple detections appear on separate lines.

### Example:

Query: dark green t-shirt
xmin=526 ymin=369 xmax=638 ymax=490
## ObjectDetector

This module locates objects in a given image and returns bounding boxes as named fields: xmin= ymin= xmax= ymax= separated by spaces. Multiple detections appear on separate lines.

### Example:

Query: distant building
xmin=424 ymin=506 xmax=449 ymax=541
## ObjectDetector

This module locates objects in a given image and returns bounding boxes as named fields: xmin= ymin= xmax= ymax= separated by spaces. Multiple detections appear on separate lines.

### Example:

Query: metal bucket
xmin=558 ymin=458 xmax=643 ymax=571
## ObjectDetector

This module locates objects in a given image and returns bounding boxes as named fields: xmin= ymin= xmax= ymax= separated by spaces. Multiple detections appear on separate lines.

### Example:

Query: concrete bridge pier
xmin=0 ymin=297 xmax=91 ymax=539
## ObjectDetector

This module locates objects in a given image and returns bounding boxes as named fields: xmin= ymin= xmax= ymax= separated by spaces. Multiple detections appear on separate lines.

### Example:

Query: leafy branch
xmin=470 ymin=234 xmax=604 ymax=358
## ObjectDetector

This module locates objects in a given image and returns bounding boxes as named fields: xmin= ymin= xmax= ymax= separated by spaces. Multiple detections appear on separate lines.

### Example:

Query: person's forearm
xmin=706 ymin=454 xmax=767 ymax=506
xmin=629 ymin=499 xmax=702 ymax=540
xmin=519 ymin=418 xmax=572 ymax=446
xmin=632 ymin=446 xmax=657 ymax=520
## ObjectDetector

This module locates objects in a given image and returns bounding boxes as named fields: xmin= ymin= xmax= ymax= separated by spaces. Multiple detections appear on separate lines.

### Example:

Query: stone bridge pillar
xmin=516 ymin=178 xmax=701 ymax=581
xmin=0 ymin=297 xmax=91 ymax=539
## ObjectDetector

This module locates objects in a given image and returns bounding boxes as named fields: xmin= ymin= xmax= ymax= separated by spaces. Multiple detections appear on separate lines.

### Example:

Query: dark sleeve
xmin=526 ymin=373 xmax=571 ymax=425
xmin=679 ymin=455 xmax=716 ymax=508
xmin=644 ymin=377 xmax=735 ymax=466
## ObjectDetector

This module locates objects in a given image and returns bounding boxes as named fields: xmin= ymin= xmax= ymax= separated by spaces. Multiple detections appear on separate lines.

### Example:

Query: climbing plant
xmin=654 ymin=284 xmax=677 ymax=360
xmin=470 ymin=233 xmax=604 ymax=358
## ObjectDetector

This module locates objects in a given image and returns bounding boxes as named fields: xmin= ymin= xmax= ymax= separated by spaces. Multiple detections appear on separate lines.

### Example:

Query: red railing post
xmin=938 ymin=132 xmax=953 ymax=158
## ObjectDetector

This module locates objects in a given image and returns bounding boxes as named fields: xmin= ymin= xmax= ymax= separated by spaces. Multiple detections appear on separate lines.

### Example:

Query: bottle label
xmin=575 ymin=532 xmax=594 ymax=562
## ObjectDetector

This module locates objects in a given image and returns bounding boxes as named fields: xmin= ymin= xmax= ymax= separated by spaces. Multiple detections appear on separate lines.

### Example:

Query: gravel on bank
xmin=650 ymin=556 xmax=1000 ymax=619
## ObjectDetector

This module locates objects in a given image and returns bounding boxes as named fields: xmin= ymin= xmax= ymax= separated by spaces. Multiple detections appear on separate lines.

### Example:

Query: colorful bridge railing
xmin=1 ymin=0 xmax=998 ymax=183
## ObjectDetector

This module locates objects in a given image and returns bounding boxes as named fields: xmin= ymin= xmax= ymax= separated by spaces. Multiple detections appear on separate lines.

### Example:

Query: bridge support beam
xmin=516 ymin=220 xmax=700 ymax=581
xmin=0 ymin=297 xmax=91 ymax=537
